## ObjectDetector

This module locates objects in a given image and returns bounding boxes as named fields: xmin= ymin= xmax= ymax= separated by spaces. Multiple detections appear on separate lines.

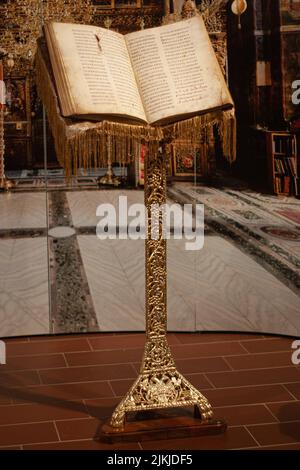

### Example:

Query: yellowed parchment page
xmin=47 ymin=22 xmax=146 ymax=122
xmin=125 ymin=16 xmax=233 ymax=125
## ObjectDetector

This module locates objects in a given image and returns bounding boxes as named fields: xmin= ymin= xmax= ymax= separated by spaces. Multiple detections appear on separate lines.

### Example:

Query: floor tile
xmin=176 ymin=333 xmax=267 ymax=344
xmin=0 ymin=331 xmax=298 ymax=449
xmin=0 ymin=401 xmax=87 ymax=426
xmin=109 ymin=378 xmax=139 ymax=398
xmin=171 ymin=341 xmax=246 ymax=358
xmin=214 ymin=404 xmax=277 ymax=426
xmin=55 ymin=417 xmax=100 ymax=441
xmin=204 ymin=384 xmax=295 ymax=407
xmin=1 ymin=354 xmax=66 ymax=371
xmin=65 ymin=348 xmax=144 ymax=367
xmin=241 ymin=338 xmax=296 ymax=354
xmin=207 ymin=367 xmax=300 ymax=388
xmin=0 ymin=445 xmax=22 ymax=450
xmin=88 ymin=334 xmax=157 ymax=350
xmin=11 ymin=381 xmax=112 ymax=404
xmin=175 ymin=357 xmax=230 ymax=374
xmin=257 ymin=442 xmax=300 ymax=450
xmin=140 ymin=426 xmax=257 ymax=450
xmin=23 ymin=439 xmax=141 ymax=450
xmin=6 ymin=338 xmax=91 ymax=356
xmin=284 ymin=382 xmax=300 ymax=400
xmin=225 ymin=351 xmax=292 ymax=370
xmin=84 ymin=397 xmax=121 ymax=419
xmin=0 ymin=370 xmax=40 ymax=388
xmin=183 ymin=373 xmax=214 ymax=391
xmin=0 ymin=422 xmax=58 ymax=446
xmin=247 ymin=422 xmax=300 ymax=446
xmin=39 ymin=363 xmax=137 ymax=385
xmin=266 ymin=401 xmax=300 ymax=422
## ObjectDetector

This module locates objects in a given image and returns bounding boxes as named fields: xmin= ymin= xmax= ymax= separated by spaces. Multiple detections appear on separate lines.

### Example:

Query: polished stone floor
xmin=0 ymin=181 xmax=300 ymax=338
xmin=0 ymin=332 xmax=299 ymax=450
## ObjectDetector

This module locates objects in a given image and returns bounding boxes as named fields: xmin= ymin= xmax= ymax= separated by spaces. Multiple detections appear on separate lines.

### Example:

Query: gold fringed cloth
xmin=35 ymin=40 xmax=236 ymax=179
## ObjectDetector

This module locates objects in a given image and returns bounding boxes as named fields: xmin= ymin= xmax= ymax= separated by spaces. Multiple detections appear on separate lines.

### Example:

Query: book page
xmin=126 ymin=16 xmax=233 ymax=125
xmin=48 ymin=22 xmax=146 ymax=121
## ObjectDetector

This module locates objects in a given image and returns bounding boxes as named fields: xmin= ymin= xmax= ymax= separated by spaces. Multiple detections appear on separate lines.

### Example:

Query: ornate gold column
xmin=0 ymin=71 xmax=4 ymax=189
xmin=102 ymin=145 xmax=225 ymax=441
xmin=0 ymin=62 xmax=13 ymax=192
xmin=98 ymin=134 xmax=120 ymax=187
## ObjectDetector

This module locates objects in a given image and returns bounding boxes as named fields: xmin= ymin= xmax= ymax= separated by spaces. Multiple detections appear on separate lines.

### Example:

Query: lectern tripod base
xmin=101 ymin=341 xmax=227 ymax=442
xmin=100 ymin=325 xmax=227 ymax=443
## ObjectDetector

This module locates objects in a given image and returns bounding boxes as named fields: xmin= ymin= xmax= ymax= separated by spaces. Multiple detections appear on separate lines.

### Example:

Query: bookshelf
xmin=267 ymin=131 xmax=298 ymax=197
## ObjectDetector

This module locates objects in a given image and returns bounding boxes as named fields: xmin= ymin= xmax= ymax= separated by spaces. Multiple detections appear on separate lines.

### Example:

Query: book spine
xmin=283 ymin=176 xmax=290 ymax=194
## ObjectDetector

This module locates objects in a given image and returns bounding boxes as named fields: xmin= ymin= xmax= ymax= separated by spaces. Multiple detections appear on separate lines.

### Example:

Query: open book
xmin=44 ymin=16 xmax=233 ymax=126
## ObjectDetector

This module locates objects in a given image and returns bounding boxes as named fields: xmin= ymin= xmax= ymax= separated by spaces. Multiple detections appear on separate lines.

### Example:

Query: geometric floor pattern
xmin=0 ymin=178 xmax=299 ymax=338
xmin=0 ymin=332 xmax=299 ymax=450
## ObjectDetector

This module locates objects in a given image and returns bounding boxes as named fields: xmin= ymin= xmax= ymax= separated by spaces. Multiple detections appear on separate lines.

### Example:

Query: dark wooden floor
xmin=0 ymin=332 xmax=299 ymax=450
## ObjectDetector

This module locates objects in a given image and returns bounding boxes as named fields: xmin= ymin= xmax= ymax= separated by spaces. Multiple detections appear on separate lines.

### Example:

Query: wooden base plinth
xmin=100 ymin=409 xmax=227 ymax=444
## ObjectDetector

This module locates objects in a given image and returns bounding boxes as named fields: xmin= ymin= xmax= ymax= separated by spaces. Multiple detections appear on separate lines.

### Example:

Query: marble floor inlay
xmin=77 ymin=235 xmax=300 ymax=336
xmin=48 ymin=226 xmax=76 ymax=238
xmin=48 ymin=192 xmax=98 ymax=334
xmin=0 ymin=192 xmax=47 ymax=230
xmin=0 ymin=238 xmax=49 ymax=337
xmin=0 ymin=182 xmax=300 ymax=338
xmin=169 ymin=184 xmax=300 ymax=293
xmin=67 ymin=190 xmax=145 ymax=228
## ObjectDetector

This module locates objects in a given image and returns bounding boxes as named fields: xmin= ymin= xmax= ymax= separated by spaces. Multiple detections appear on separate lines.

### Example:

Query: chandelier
xmin=0 ymin=0 xmax=95 ymax=67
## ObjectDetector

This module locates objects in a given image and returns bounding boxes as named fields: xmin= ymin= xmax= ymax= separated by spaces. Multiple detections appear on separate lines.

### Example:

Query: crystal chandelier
xmin=0 ymin=0 xmax=95 ymax=66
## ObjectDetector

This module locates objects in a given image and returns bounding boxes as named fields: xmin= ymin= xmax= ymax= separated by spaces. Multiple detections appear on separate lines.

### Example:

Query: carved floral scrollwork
xmin=109 ymin=148 xmax=214 ymax=430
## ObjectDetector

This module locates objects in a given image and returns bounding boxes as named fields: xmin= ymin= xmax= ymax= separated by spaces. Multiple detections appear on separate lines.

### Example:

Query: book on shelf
xmin=289 ymin=157 xmax=297 ymax=176
xmin=275 ymin=176 xmax=280 ymax=194
xmin=282 ymin=158 xmax=288 ymax=175
xmin=44 ymin=16 xmax=233 ymax=126
xmin=274 ymin=155 xmax=297 ymax=177
xmin=283 ymin=176 xmax=290 ymax=194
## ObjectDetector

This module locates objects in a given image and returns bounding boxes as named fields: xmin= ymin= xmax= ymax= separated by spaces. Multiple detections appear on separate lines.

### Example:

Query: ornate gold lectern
xmin=36 ymin=22 xmax=235 ymax=440
xmin=101 ymin=146 xmax=228 ymax=442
